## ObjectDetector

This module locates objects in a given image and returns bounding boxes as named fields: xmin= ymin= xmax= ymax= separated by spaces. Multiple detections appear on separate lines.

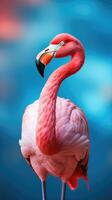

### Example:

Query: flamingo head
xmin=36 ymin=33 xmax=81 ymax=77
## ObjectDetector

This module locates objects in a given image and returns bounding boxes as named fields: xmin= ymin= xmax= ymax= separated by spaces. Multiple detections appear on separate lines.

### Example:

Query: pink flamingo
xmin=19 ymin=33 xmax=90 ymax=200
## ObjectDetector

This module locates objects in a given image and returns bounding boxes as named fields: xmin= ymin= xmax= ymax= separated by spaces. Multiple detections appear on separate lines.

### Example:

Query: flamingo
xmin=19 ymin=33 xmax=90 ymax=200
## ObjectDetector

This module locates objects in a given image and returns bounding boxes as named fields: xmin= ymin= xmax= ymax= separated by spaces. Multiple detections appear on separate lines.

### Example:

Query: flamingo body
xmin=20 ymin=97 xmax=89 ymax=189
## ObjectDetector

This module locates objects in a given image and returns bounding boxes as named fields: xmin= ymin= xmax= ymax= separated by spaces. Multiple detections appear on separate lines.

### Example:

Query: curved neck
xmin=36 ymin=48 xmax=85 ymax=155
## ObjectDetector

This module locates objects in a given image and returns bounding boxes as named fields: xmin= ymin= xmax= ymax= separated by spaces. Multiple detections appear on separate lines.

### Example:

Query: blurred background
xmin=0 ymin=0 xmax=112 ymax=199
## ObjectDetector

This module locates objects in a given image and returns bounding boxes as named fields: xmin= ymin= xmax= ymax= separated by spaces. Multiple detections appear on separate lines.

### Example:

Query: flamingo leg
xmin=61 ymin=182 xmax=66 ymax=200
xmin=41 ymin=180 xmax=47 ymax=200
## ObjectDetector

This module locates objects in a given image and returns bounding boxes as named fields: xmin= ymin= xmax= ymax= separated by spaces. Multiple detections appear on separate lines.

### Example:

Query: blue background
xmin=0 ymin=0 xmax=112 ymax=199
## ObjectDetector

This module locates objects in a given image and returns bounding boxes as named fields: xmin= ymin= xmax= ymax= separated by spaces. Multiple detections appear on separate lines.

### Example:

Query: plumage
xmin=19 ymin=33 xmax=90 ymax=196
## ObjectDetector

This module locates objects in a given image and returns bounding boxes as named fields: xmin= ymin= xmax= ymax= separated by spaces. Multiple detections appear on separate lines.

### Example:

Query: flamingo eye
xmin=60 ymin=41 xmax=65 ymax=46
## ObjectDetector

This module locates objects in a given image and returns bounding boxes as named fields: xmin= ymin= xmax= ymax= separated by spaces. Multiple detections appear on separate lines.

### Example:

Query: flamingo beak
xmin=35 ymin=42 xmax=64 ymax=77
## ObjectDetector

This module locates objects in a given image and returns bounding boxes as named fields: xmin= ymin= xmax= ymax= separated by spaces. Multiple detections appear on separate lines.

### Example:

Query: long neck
xmin=36 ymin=47 xmax=85 ymax=155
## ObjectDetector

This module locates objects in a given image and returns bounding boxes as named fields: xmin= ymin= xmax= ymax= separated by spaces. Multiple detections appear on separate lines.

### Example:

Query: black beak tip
xmin=35 ymin=59 xmax=45 ymax=78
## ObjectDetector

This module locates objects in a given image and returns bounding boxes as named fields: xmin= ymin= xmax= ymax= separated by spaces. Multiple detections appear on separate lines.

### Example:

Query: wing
xmin=70 ymin=106 xmax=90 ymax=160
xmin=57 ymin=100 xmax=90 ymax=160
